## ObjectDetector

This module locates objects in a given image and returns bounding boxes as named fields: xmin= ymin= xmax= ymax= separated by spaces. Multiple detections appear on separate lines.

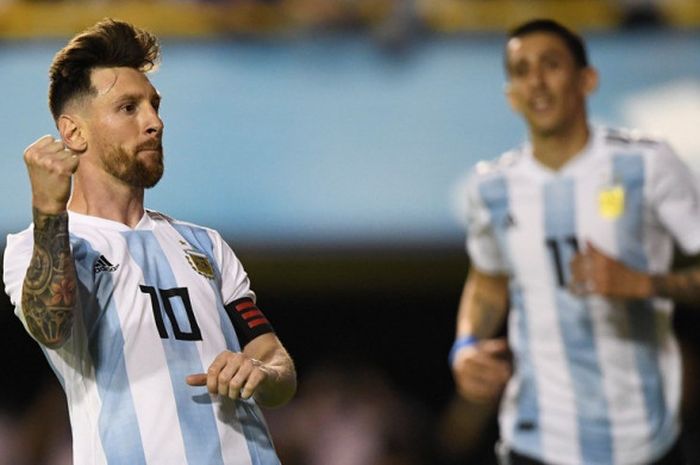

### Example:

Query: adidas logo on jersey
xmin=94 ymin=255 xmax=119 ymax=273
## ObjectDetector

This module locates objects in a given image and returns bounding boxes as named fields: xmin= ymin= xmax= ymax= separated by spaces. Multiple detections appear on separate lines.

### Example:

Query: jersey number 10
xmin=139 ymin=285 xmax=203 ymax=341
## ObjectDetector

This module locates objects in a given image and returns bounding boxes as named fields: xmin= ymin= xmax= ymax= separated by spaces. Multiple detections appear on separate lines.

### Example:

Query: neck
xmin=530 ymin=118 xmax=590 ymax=171
xmin=68 ymin=170 xmax=146 ymax=228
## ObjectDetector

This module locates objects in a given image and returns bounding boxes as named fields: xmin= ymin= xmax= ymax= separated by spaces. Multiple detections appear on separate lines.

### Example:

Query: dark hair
xmin=48 ymin=18 xmax=160 ymax=121
xmin=506 ymin=18 xmax=589 ymax=68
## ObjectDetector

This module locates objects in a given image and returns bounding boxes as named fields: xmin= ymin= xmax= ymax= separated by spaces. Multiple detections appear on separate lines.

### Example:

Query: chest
xmin=73 ymin=227 xmax=224 ymax=344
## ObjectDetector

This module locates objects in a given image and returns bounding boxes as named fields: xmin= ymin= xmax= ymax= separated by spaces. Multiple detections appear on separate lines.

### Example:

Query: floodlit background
xmin=1 ymin=1 xmax=699 ymax=464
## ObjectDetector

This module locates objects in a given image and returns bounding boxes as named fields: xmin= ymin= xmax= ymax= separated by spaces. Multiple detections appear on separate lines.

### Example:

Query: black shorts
xmin=508 ymin=440 xmax=683 ymax=465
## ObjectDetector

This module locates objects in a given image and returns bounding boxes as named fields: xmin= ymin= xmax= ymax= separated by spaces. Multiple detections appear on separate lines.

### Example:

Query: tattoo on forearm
xmin=21 ymin=209 xmax=76 ymax=346
xmin=652 ymin=268 xmax=700 ymax=304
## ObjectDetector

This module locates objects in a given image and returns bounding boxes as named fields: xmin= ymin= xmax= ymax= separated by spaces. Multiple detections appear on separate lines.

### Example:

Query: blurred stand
xmin=0 ymin=299 xmax=71 ymax=465
xmin=266 ymin=362 xmax=432 ymax=465
xmin=435 ymin=395 xmax=499 ymax=465
xmin=0 ymin=0 xmax=699 ymax=40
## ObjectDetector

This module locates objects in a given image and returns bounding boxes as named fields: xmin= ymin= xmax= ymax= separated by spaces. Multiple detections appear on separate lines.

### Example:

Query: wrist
xmin=649 ymin=274 xmax=667 ymax=298
xmin=32 ymin=195 xmax=68 ymax=215
xmin=449 ymin=335 xmax=479 ymax=366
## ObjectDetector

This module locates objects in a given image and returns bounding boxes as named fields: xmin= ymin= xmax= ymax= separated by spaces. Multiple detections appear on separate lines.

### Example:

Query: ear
xmin=57 ymin=114 xmax=87 ymax=153
xmin=580 ymin=66 xmax=599 ymax=96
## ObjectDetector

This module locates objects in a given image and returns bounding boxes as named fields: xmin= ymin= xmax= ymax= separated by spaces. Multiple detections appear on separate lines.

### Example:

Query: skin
xmin=22 ymin=66 xmax=295 ymax=407
xmin=452 ymin=31 xmax=700 ymax=405
xmin=451 ymin=267 xmax=511 ymax=404
xmin=504 ymin=31 xmax=598 ymax=171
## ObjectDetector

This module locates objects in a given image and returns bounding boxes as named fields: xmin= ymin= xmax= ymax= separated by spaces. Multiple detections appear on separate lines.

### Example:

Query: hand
xmin=186 ymin=350 xmax=277 ymax=401
xmin=24 ymin=135 xmax=80 ymax=214
xmin=569 ymin=241 xmax=652 ymax=299
xmin=451 ymin=338 xmax=511 ymax=404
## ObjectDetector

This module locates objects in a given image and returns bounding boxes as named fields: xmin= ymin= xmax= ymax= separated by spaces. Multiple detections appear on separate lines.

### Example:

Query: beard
xmin=100 ymin=142 xmax=164 ymax=188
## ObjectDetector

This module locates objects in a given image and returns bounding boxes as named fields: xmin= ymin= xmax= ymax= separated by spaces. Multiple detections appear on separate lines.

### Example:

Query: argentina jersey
xmin=3 ymin=210 xmax=280 ymax=465
xmin=464 ymin=126 xmax=700 ymax=465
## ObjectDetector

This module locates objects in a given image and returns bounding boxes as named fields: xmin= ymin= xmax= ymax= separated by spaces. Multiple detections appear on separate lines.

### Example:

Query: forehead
xmin=89 ymin=67 xmax=157 ymax=99
xmin=506 ymin=32 xmax=572 ymax=64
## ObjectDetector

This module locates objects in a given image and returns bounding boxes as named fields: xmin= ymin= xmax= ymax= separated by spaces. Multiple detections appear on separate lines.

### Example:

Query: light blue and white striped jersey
xmin=464 ymin=126 xmax=700 ymax=465
xmin=3 ymin=210 xmax=281 ymax=465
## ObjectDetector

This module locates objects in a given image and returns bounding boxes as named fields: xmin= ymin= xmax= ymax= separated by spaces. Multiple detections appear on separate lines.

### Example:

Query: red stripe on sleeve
xmin=235 ymin=302 xmax=256 ymax=312
xmin=248 ymin=318 xmax=270 ymax=328
xmin=241 ymin=309 xmax=263 ymax=320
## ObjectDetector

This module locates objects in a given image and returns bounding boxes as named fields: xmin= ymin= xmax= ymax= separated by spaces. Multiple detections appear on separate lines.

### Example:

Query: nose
xmin=528 ymin=65 xmax=546 ymax=88
xmin=144 ymin=104 xmax=164 ymax=136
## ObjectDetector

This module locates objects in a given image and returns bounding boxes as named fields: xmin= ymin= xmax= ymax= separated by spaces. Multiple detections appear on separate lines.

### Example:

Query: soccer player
xmin=3 ymin=18 xmax=296 ymax=465
xmin=450 ymin=18 xmax=700 ymax=465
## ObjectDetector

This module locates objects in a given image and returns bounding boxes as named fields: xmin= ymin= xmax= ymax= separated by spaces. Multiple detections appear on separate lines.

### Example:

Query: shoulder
xmin=4 ymin=224 xmax=34 ymax=254
xmin=600 ymin=126 xmax=669 ymax=153
xmin=146 ymin=209 xmax=227 ymax=249
xmin=147 ymin=210 xmax=218 ymax=235
xmin=469 ymin=148 xmax=525 ymax=183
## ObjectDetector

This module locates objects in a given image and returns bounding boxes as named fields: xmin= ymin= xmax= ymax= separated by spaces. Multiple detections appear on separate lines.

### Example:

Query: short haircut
xmin=506 ymin=18 xmax=589 ymax=69
xmin=48 ymin=18 xmax=160 ymax=121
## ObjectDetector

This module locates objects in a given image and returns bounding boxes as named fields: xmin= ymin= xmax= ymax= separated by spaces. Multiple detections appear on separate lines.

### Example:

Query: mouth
xmin=530 ymin=94 xmax=553 ymax=113
xmin=137 ymin=143 xmax=163 ymax=155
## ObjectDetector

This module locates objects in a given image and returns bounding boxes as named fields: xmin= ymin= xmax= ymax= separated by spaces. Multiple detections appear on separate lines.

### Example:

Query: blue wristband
xmin=448 ymin=335 xmax=479 ymax=366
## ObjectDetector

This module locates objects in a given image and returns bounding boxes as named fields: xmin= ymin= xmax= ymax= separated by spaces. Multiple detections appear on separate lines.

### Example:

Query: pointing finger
xmin=186 ymin=373 xmax=207 ymax=386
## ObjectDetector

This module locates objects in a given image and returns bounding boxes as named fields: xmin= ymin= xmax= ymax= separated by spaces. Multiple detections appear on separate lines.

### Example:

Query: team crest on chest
xmin=598 ymin=183 xmax=625 ymax=219
xmin=184 ymin=248 xmax=215 ymax=279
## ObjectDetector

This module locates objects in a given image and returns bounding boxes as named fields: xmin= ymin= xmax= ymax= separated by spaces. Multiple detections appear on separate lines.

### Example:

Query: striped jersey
xmin=464 ymin=126 xmax=700 ymax=465
xmin=3 ymin=210 xmax=281 ymax=465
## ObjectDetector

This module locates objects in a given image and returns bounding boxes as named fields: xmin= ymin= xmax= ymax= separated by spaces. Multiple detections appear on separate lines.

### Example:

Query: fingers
xmin=24 ymin=135 xmax=80 ymax=214
xmin=452 ymin=341 xmax=512 ymax=404
xmin=570 ymin=240 xmax=621 ymax=295
xmin=25 ymin=136 xmax=79 ymax=175
xmin=194 ymin=351 xmax=271 ymax=401
xmin=185 ymin=373 xmax=207 ymax=386
xmin=480 ymin=338 xmax=509 ymax=357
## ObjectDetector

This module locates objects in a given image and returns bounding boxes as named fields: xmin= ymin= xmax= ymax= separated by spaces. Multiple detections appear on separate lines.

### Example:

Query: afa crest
xmin=185 ymin=249 xmax=215 ymax=279
xmin=598 ymin=184 xmax=625 ymax=220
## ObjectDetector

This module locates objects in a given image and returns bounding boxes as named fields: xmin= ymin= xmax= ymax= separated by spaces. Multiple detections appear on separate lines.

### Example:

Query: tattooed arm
xmin=21 ymin=209 xmax=77 ymax=348
xmin=20 ymin=135 xmax=81 ymax=348
xmin=450 ymin=266 xmax=512 ymax=404
xmin=651 ymin=267 xmax=700 ymax=304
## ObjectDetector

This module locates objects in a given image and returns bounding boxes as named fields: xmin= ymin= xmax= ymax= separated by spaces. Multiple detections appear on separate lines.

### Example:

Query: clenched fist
xmin=24 ymin=135 xmax=80 ymax=214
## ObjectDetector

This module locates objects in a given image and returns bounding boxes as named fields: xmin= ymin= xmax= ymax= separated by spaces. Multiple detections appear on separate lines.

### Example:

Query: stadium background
xmin=1 ymin=1 xmax=699 ymax=463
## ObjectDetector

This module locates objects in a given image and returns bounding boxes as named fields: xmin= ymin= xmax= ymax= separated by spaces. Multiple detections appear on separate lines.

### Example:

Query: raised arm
xmin=20 ymin=135 xmax=80 ymax=348
xmin=451 ymin=266 xmax=511 ymax=404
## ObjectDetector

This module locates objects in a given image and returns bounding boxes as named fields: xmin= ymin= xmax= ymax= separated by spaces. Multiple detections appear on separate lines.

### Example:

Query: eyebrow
xmin=113 ymin=92 xmax=161 ymax=105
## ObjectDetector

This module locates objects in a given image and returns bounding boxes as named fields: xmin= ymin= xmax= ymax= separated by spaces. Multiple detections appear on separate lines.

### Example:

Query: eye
xmin=510 ymin=63 xmax=528 ymax=79
xmin=120 ymin=103 xmax=136 ymax=114
xmin=542 ymin=57 xmax=561 ymax=70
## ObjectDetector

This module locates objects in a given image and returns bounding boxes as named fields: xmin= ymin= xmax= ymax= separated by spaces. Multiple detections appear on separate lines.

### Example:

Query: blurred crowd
xmin=0 ymin=0 xmax=692 ymax=40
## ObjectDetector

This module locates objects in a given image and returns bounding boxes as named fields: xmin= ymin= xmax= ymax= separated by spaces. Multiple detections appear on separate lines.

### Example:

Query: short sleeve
xmin=648 ymin=143 xmax=700 ymax=254
xmin=210 ymin=230 xmax=256 ymax=305
xmin=464 ymin=170 xmax=509 ymax=274
xmin=3 ymin=227 xmax=35 ymax=328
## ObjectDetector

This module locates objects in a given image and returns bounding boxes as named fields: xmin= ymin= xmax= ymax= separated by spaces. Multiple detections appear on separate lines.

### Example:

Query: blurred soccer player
xmin=3 ymin=18 xmax=295 ymax=465
xmin=450 ymin=18 xmax=700 ymax=465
